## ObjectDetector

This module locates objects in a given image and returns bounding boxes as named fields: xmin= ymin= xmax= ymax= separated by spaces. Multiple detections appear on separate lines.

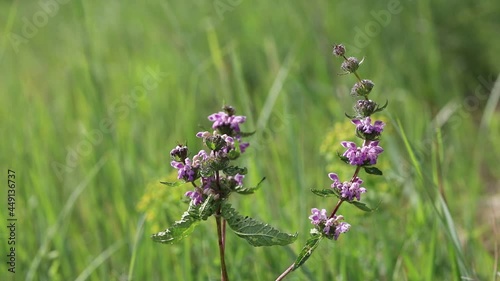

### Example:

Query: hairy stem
xmin=214 ymin=170 xmax=229 ymax=281
xmin=275 ymin=264 xmax=295 ymax=281
xmin=329 ymin=199 xmax=344 ymax=219
xmin=216 ymin=212 xmax=229 ymax=281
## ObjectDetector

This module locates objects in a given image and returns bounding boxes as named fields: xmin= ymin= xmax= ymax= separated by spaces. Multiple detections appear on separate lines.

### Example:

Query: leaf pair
xmin=152 ymin=201 xmax=297 ymax=247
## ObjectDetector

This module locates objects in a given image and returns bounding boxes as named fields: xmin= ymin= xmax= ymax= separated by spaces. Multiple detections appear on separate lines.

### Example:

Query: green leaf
xmin=239 ymin=130 xmax=256 ymax=137
xmin=151 ymin=203 xmax=201 ymax=244
xmin=349 ymin=200 xmax=374 ymax=212
xmin=198 ymin=195 xmax=217 ymax=220
xmin=227 ymin=150 xmax=240 ymax=160
xmin=293 ymin=232 xmax=324 ymax=270
xmin=345 ymin=112 xmax=356 ymax=119
xmin=223 ymin=166 xmax=248 ymax=176
xmin=337 ymin=152 xmax=350 ymax=164
xmin=159 ymin=181 xmax=185 ymax=187
xmin=210 ymin=158 xmax=230 ymax=172
xmin=221 ymin=203 xmax=297 ymax=247
xmin=310 ymin=188 xmax=337 ymax=198
xmin=234 ymin=177 xmax=265 ymax=195
xmin=364 ymin=166 xmax=383 ymax=175
xmin=374 ymin=99 xmax=389 ymax=113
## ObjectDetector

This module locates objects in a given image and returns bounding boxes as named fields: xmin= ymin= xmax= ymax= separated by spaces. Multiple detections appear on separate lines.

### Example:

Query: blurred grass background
xmin=1 ymin=0 xmax=499 ymax=280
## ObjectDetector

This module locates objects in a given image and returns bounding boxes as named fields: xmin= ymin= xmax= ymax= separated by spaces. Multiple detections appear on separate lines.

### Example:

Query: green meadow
xmin=1 ymin=0 xmax=499 ymax=280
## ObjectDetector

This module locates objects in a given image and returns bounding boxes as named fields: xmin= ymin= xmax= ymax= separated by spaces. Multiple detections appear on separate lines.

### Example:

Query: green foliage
xmin=198 ymin=194 xmax=217 ymax=220
xmin=239 ymin=131 xmax=256 ymax=137
xmin=293 ymin=231 xmax=324 ymax=270
xmin=151 ymin=203 xmax=204 ymax=244
xmin=364 ymin=166 xmax=383 ymax=176
xmin=233 ymin=177 xmax=266 ymax=195
xmin=348 ymin=200 xmax=374 ymax=212
xmin=311 ymin=188 xmax=338 ymax=198
xmin=152 ymin=196 xmax=218 ymax=244
xmin=159 ymin=181 xmax=186 ymax=187
xmin=221 ymin=203 xmax=298 ymax=247
xmin=223 ymin=165 xmax=248 ymax=176
xmin=337 ymin=152 xmax=351 ymax=165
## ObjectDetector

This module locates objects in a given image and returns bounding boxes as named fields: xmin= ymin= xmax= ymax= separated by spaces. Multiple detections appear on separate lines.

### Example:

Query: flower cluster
xmin=352 ymin=117 xmax=384 ymax=136
xmin=208 ymin=105 xmax=247 ymax=135
xmin=169 ymin=106 xmax=250 ymax=205
xmin=341 ymin=140 xmax=384 ymax=166
xmin=307 ymin=44 xmax=388 ymax=242
xmin=170 ymin=149 xmax=207 ymax=182
xmin=309 ymin=208 xmax=350 ymax=240
xmin=329 ymin=173 xmax=366 ymax=201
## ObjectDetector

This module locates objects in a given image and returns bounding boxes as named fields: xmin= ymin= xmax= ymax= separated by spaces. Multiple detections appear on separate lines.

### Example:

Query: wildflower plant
xmin=152 ymin=106 xmax=297 ymax=280
xmin=276 ymin=44 xmax=389 ymax=280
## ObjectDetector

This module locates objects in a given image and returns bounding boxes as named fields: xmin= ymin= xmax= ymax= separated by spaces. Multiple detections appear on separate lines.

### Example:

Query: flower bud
xmin=354 ymin=100 xmax=378 ymax=117
xmin=351 ymin=79 xmax=374 ymax=97
xmin=223 ymin=105 xmax=235 ymax=116
xmin=170 ymin=145 xmax=188 ymax=162
xmin=341 ymin=57 xmax=359 ymax=73
xmin=332 ymin=44 xmax=346 ymax=57
xmin=206 ymin=135 xmax=227 ymax=151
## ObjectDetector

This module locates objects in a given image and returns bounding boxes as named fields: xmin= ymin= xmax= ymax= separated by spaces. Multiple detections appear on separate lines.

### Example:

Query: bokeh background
xmin=1 ymin=0 xmax=499 ymax=280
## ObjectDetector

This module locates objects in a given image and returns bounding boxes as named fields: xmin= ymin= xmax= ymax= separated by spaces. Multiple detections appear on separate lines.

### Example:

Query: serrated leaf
xmin=293 ymin=233 xmax=324 ymax=270
xmin=151 ymin=204 xmax=201 ymax=244
xmin=198 ymin=195 xmax=217 ymax=220
xmin=310 ymin=188 xmax=337 ymax=198
xmin=227 ymin=150 xmax=240 ymax=160
xmin=160 ymin=181 xmax=185 ymax=187
xmin=223 ymin=166 xmax=248 ymax=176
xmin=211 ymin=158 xmax=230 ymax=171
xmin=349 ymin=200 xmax=374 ymax=212
xmin=234 ymin=177 xmax=265 ymax=195
xmin=364 ymin=166 xmax=383 ymax=175
xmin=221 ymin=203 xmax=297 ymax=247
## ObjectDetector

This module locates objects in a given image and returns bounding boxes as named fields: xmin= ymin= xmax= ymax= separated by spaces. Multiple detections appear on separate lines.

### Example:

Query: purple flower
xmin=196 ymin=131 xmax=211 ymax=138
xmin=185 ymin=190 xmax=203 ymax=205
xmin=328 ymin=173 xmax=341 ymax=186
xmin=362 ymin=141 xmax=384 ymax=165
xmin=234 ymin=173 xmax=244 ymax=186
xmin=334 ymin=222 xmax=351 ymax=240
xmin=171 ymin=160 xmax=196 ymax=182
xmin=341 ymin=141 xmax=383 ymax=166
xmin=208 ymin=111 xmax=246 ymax=133
xmin=329 ymin=173 xmax=367 ymax=201
xmin=309 ymin=208 xmax=328 ymax=225
xmin=351 ymin=117 xmax=385 ymax=136
xmin=341 ymin=141 xmax=365 ymax=166
xmin=239 ymin=142 xmax=250 ymax=153
xmin=323 ymin=217 xmax=336 ymax=235
xmin=192 ymin=150 xmax=208 ymax=166
xmin=309 ymin=209 xmax=350 ymax=240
